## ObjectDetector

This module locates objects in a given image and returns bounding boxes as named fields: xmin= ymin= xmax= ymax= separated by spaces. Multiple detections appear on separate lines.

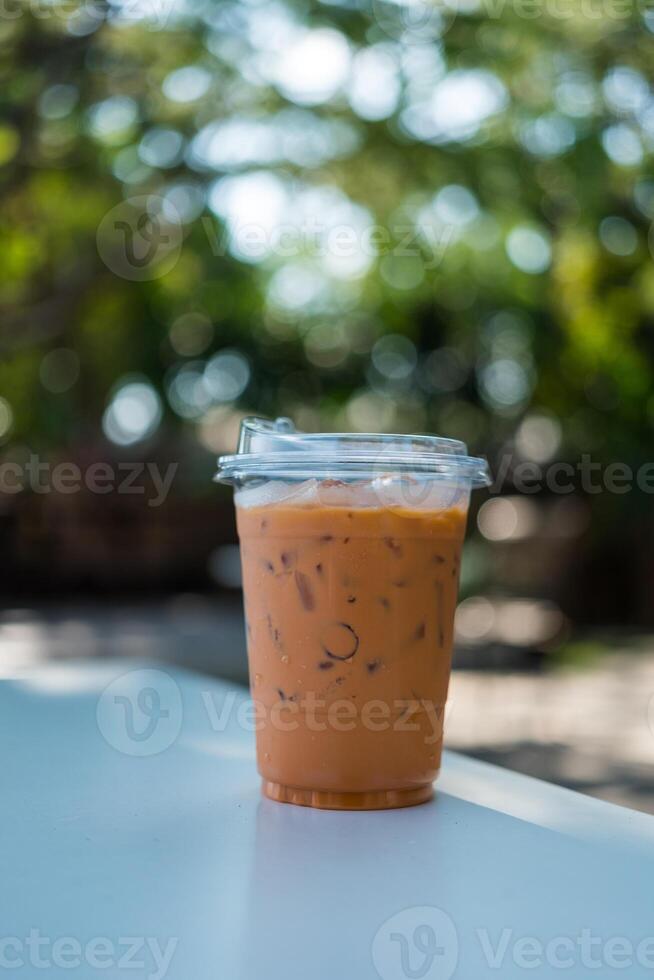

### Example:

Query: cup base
xmin=262 ymin=780 xmax=434 ymax=811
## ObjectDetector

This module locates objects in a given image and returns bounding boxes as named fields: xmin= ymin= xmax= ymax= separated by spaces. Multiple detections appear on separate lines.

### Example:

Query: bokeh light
xmin=166 ymin=363 xmax=212 ymax=420
xmin=599 ymin=216 xmax=638 ymax=256
xmin=477 ymin=497 xmax=540 ymax=542
xmin=505 ymin=227 xmax=552 ymax=274
xmin=602 ymin=124 xmax=643 ymax=166
xmin=515 ymin=413 xmax=562 ymax=463
xmin=270 ymin=28 xmax=350 ymax=106
xmin=139 ymin=128 xmax=184 ymax=169
xmin=204 ymin=350 xmax=251 ymax=403
xmin=0 ymin=397 xmax=13 ymax=441
xmin=415 ymin=69 xmax=507 ymax=143
xmin=371 ymin=335 xmax=418 ymax=382
xmin=87 ymin=96 xmax=138 ymax=144
xmin=38 ymin=84 xmax=78 ymax=120
xmin=39 ymin=349 xmax=80 ymax=394
xmin=348 ymin=47 xmax=400 ymax=121
xmin=169 ymin=313 xmax=213 ymax=357
xmin=162 ymin=66 xmax=212 ymax=103
xmin=102 ymin=381 xmax=163 ymax=446
xmin=480 ymin=359 xmax=532 ymax=413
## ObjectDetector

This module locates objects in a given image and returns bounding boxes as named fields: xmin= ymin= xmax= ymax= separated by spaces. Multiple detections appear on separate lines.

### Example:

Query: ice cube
xmin=234 ymin=475 xmax=469 ymax=511
xmin=317 ymin=479 xmax=389 ymax=508
xmin=235 ymin=479 xmax=320 ymax=509
xmin=371 ymin=474 xmax=467 ymax=511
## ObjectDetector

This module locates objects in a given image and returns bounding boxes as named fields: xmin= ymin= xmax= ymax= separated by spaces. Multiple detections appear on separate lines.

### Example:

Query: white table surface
xmin=2 ymin=660 xmax=654 ymax=980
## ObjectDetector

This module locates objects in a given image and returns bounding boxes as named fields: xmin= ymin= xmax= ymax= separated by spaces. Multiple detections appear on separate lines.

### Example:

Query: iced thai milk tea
xmin=216 ymin=417 xmax=490 ymax=811
xmin=237 ymin=496 xmax=465 ymax=809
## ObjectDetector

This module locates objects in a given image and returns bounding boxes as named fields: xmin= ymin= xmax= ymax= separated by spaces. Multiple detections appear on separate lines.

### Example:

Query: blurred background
xmin=2 ymin=0 xmax=654 ymax=810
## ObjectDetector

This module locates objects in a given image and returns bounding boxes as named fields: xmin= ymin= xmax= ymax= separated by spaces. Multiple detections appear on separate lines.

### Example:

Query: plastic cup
xmin=216 ymin=417 xmax=490 ymax=810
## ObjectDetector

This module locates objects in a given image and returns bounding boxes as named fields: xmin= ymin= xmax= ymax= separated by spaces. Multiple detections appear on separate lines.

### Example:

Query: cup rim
xmin=215 ymin=416 xmax=492 ymax=488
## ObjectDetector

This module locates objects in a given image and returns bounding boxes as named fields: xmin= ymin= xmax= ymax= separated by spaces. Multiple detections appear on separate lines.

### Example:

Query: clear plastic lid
xmin=216 ymin=417 xmax=491 ymax=487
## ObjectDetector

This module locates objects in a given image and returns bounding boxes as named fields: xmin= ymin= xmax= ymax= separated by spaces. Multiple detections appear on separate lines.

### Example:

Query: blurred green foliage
xmin=1 ymin=0 xmax=654 ymax=468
